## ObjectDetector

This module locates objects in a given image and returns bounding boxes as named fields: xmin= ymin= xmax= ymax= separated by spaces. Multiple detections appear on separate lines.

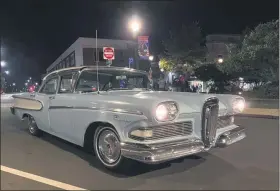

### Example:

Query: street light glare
xmin=218 ymin=58 xmax=224 ymax=63
xmin=149 ymin=55 xmax=154 ymax=61
xmin=1 ymin=61 xmax=6 ymax=67
xmin=4 ymin=70 xmax=9 ymax=75
xmin=129 ymin=17 xmax=141 ymax=33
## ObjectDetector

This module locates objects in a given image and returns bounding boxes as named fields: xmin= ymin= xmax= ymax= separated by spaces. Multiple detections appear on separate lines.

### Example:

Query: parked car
xmin=10 ymin=66 xmax=246 ymax=171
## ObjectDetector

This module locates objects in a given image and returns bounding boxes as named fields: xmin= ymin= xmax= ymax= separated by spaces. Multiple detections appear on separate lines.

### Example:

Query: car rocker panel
xmin=10 ymin=66 xmax=246 ymax=169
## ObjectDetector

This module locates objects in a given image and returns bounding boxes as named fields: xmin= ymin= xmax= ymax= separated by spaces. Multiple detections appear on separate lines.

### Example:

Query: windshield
xmin=75 ymin=69 xmax=151 ymax=92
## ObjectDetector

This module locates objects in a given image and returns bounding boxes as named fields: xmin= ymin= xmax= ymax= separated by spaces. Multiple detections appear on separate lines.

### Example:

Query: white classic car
xmin=11 ymin=66 xmax=246 ymax=170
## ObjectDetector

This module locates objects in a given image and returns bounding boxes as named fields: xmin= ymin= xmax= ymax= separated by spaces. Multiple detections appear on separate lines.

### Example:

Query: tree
xmin=159 ymin=23 xmax=206 ymax=72
xmin=218 ymin=20 xmax=279 ymax=83
xmin=195 ymin=64 xmax=232 ymax=83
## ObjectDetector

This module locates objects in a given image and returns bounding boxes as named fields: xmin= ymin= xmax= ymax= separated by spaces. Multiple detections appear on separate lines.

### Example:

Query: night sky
xmin=1 ymin=0 xmax=279 ymax=87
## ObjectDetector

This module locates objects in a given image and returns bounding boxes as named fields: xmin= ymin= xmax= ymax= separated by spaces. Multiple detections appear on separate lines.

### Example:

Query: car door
xmin=48 ymin=72 xmax=77 ymax=141
xmin=34 ymin=75 xmax=59 ymax=132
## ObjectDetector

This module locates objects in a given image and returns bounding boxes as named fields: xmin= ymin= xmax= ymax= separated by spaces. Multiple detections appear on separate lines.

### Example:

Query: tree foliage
xmin=218 ymin=20 xmax=279 ymax=83
xmin=194 ymin=64 xmax=232 ymax=82
xmin=159 ymin=23 xmax=206 ymax=71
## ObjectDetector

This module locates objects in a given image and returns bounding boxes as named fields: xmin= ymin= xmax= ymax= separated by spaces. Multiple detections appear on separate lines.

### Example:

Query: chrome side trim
xmin=121 ymin=138 xmax=205 ymax=164
xmin=48 ymin=106 xmax=143 ymax=115
xmin=49 ymin=106 xmax=73 ymax=109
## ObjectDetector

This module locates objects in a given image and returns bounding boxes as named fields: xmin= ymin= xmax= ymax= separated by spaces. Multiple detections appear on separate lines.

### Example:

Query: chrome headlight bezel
xmin=232 ymin=98 xmax=245 ymax=113
xmin=154 ymin=101 xmax=179 ymax=122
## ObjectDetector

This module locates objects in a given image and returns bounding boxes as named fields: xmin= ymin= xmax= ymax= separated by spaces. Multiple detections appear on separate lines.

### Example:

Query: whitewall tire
xmin=93 ymin=126 xmax=132 ymax=171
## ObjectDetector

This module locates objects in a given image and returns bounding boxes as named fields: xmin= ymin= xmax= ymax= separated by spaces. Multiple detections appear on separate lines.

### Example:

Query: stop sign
xmin=103 ymin=47 xmax=115 ymax=60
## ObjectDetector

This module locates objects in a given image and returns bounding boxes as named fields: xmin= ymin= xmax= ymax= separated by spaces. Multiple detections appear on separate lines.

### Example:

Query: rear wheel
xmin=93 ymin=126 xmax=132 ymax=171
xmin=27 ymin=115 xmax=41 ymax=136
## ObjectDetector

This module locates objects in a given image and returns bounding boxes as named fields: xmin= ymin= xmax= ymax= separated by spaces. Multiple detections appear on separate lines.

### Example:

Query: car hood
xmin=101 ymin=90 xmax=241 ymax=116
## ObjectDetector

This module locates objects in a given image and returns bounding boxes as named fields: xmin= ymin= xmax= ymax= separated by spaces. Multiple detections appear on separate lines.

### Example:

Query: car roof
xmin=43 ymin=66 xmax=148 ymax=81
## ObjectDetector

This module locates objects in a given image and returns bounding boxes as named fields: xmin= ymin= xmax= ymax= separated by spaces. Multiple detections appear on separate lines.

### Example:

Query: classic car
xmin=10 ymin=66 xmax=246 ymax=170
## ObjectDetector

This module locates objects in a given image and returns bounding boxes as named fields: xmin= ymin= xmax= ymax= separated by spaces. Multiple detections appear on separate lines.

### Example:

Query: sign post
xmin=103 ymin=47 xmax=115 ymax=67
xmin=128 ymin=57 xmax=134 ymax=68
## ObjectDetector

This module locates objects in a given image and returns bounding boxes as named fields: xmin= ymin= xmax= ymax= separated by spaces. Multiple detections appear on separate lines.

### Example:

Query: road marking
xmin=1 ymin=165 xmax=87 ymax=190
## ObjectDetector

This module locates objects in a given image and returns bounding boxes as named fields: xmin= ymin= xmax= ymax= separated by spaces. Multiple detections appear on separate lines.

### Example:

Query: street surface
xmin=1 ymin=105 xmax=279 ymax=190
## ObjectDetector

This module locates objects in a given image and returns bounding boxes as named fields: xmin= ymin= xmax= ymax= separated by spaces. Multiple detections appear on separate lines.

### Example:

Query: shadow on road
xmin=38 ymin=131 xmax=236 ymax=180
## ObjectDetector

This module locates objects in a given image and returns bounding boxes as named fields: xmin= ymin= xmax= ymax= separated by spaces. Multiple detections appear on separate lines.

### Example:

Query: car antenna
xmin=96 ymin=29 xmax=100 ymax=94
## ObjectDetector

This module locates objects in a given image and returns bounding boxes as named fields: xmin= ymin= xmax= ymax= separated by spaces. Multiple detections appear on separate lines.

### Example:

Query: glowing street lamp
xmin=25 ymin=83 xmax=28 ymax=86
xmin=4 ymin=70 xmax=9 ymax=75
xmin=1 ymin=61 xmax=6 ymax=67
xmin=12 ymin=83 xmax=16 ymax=86
xmin=149 ymin=55 xmax=154 ymax=61
xmin=128 ymin=16 xmax=141 ymax=33
xmin=35 ymin=82 xmax=38 ymax=86
xmin=218 ymin=58 xmax=224 ymax=63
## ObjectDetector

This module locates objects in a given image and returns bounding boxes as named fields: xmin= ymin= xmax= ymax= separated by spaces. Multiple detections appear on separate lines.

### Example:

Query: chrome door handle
xmin=49 ymin=96 xmax=55 ymax=100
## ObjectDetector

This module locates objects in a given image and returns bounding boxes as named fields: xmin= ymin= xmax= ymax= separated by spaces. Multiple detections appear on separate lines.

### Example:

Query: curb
xmin=237 ymin=108 xmax=279 ymax=119
xmin=236 ymin=113 xmax=279 ymax=119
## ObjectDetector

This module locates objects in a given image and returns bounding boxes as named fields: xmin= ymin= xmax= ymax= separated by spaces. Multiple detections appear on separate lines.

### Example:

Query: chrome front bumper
xmin=121 ymin=125 xmax=246 ymax=164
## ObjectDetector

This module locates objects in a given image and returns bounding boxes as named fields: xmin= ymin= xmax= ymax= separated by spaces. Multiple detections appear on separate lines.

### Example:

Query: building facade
xmin=46 ymin=37 xmax=139 ymax=74
xmin=206 ymin=34 xmax=241 ymax=63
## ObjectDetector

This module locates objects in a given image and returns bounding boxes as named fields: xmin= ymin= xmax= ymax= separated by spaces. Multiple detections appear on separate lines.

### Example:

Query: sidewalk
xmin=240 ymin=99 xmax=279 ymax=119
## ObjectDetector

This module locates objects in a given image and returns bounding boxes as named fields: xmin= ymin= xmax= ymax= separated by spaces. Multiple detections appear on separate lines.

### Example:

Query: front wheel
xmin=93 ymin=126 xmax=132 ymax=171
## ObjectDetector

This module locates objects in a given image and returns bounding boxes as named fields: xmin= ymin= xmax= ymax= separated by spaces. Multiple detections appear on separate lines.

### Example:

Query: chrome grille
xmin=217 ymin=116 xmax=233 ymax=129
xmin=148 ymin=121 xmax=193 ymax=140
xmin=201 ymin=98 xmax=219 ymax=147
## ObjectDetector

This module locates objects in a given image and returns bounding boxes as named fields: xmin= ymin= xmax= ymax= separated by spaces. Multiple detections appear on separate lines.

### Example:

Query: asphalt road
xmin=1 ymin=106 xmax=279 ymax=190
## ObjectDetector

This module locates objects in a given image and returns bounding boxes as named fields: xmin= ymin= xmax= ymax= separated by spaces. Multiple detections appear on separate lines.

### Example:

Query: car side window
xmin=40 ymin=78 xmax=58 ymax=94
xmin=59 ymin=73 xmax=75 ymax=93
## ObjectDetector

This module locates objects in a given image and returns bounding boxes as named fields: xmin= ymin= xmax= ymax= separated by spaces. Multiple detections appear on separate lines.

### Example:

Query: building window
xmin=70 ymin=52 xmax=75 ymax=66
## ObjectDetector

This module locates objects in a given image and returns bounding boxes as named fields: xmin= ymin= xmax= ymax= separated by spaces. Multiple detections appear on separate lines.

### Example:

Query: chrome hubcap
xmin=97 ymin=130 xmax=121 ymax=164
xmin=28 ymin=116 xmax=36 ymax=133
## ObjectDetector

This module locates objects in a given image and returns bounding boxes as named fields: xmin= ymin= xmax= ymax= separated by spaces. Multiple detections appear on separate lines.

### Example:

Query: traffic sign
xmin=103 ymin=47 xmax=115 ymax=60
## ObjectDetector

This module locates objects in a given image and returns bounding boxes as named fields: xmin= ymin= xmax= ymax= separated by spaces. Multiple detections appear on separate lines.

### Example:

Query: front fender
xmin=73 ymin=109 xmax=148 ymax=146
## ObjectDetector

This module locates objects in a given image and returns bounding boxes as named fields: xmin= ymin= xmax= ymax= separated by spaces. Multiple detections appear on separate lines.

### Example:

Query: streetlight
xmin=129 ymin=17 xmax=141 ymax=33
xmin=4 ymin=70 xmax=9 ymax=75
xmin=1 ymin=61 xmax=6 ymax=67
xmin=12 ymin=83 xmax=15 ymax=86
xmin=149 ymin=55 xmax=154 ymax=61
xmin=218 ymin=58 xmax=224 ymax=63
xmin=27 ymin=79 xmax=30 ymax=82
xmin=25 ymin=83 xmax=28 ymax=86
xmin=35 ymin=82 xmax=38 ymax=86
xmin=29 ymin=77 xmax=32 ymax=80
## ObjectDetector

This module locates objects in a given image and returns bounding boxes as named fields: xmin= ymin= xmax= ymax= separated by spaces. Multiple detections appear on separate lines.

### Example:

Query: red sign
xmin=138 ymin=36 xmax=150 ymax=59
xmin=103 ymin=47 xmax=115 ymax=60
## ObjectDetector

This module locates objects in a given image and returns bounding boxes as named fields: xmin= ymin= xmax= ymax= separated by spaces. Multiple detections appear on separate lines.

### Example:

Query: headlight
xmin=155 ymin=102 xmax=179 ymax=121
xmin=233 ymin=98 xmax=245 ymax=113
